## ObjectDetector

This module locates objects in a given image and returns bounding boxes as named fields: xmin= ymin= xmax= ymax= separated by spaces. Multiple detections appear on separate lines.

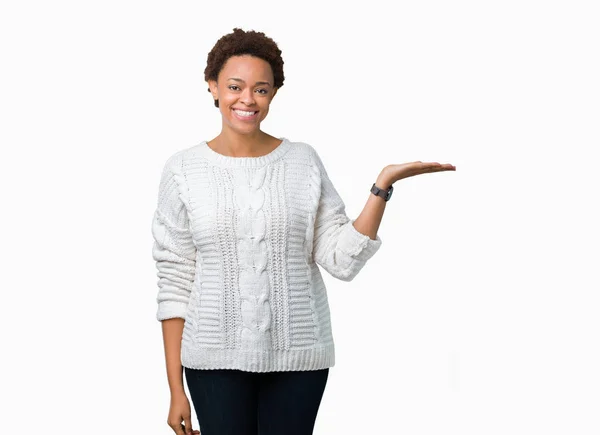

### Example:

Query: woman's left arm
xmin=353 ymin=162 xmax=457 ymax=239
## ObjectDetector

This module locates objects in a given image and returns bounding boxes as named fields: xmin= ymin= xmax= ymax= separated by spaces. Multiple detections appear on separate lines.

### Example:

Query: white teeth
xmin=234 ymin=109 xmax=256 ymax=117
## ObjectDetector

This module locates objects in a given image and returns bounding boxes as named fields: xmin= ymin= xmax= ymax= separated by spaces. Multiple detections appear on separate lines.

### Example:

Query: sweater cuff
xmin=157 ymin=300 xmax=189 ymax=321
xmin=338 ymin=219 xmax=382 ymax=262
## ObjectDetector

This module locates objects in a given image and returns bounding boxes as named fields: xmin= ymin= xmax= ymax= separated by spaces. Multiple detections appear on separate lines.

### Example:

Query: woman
xmin=152 ymin=27 xmax=455 ymax=435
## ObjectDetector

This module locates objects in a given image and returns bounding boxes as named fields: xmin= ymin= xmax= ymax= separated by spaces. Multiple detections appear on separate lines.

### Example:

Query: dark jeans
xmin=184 ymin=366 xmax=330 ymax=435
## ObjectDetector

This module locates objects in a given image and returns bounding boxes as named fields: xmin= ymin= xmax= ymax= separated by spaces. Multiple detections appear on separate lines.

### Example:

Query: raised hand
xmin=378 ymin=161 xmax=456 ymax=187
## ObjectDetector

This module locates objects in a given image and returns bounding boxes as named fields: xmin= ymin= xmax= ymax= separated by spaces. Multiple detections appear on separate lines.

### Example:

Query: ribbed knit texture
xmin=151 ymin=137 xmax=382 ymax=372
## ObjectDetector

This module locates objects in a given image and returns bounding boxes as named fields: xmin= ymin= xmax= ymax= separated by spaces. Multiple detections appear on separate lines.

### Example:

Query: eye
xmin=228 ymin=85 xmax=240 ymax=91
xmin=256 ymin=89 xmax=268 ymax=95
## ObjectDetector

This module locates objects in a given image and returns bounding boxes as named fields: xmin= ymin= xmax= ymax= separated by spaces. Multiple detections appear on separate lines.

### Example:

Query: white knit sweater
xmin=152 ymin=137 xmax=382 ymax=372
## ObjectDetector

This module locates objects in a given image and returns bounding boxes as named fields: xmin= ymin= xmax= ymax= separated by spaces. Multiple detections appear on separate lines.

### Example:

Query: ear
xmin=207 ymin=80 xmax=218 ymax=101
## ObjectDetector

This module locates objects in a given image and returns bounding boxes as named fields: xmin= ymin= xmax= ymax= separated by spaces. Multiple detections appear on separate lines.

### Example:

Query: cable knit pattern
xmin=233 ymin=167 xmax=272 ymax=350
xmin=151 ymin=137 xmax=382 ymax=372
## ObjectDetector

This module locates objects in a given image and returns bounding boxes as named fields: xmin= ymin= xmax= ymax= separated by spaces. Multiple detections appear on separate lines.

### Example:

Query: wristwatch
xmin=371 ymin=182 xmax=394 ymax=201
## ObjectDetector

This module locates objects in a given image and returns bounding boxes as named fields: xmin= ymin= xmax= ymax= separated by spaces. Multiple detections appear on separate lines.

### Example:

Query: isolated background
xmin=1 ymin=0 xmax=599 ymax=434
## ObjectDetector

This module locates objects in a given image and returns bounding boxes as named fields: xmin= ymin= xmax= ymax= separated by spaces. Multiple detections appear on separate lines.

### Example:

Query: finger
xmin=433 ymin=163 xmax=455 ymax=170
xmin=168 ymin=419 xmax=182 ymax=435
xmin=173 ymin=422 xmax=185 ymax=435
xmin=184 ymin=416 xmax=194 ymax=435
xmin=414 ymin=163 xmax=439 ymax=173
xmin=421 ymin=163 xmax=455 ymax=172
xmin=434 ymin=164 xmax=456 ymax=171
xmin=426 ymin=168 xmax=453 ymax=174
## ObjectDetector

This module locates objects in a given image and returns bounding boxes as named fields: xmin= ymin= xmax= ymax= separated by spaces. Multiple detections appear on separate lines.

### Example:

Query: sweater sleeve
xmin=151 ymin=153 xmax=197 ymax=321
xmin=310 ymin=148 xmax=382 ymax=282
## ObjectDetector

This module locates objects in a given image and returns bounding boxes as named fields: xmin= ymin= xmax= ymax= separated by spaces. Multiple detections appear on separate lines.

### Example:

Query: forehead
xmin=219 ymin=55 xmax=273 ymax=81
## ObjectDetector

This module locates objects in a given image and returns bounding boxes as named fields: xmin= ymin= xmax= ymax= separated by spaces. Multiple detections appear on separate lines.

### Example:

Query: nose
xmin=239 ymin=88 xmax=256 ymax=106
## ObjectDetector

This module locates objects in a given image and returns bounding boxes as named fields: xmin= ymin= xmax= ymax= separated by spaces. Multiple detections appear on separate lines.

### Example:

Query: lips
xmin=233 ymin=108 xmax=258 ymax=115
xmin=232 ymin=108 xmax=259 ymax=120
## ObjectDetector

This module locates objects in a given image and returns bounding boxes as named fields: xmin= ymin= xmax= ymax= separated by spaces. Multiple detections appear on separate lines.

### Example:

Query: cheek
xmin=218 ymin=90 xmax=236 ymax=104
xmin=219 ymin=96 xmax=236 ymax=115
xmin=260 ymin=98 xmax=272 ymax=111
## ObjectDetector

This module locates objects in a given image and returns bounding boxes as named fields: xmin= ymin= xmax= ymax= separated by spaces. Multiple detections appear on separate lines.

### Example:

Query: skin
xmin=353 ymin=161 xmax=456 ymax=241
xmin=162 ymin=318 xmax=199 ymax=435
xmin=162 ymin=53 xmax=456 ymax=435
xmin=207 ymin=54 xmax=280 ymax=156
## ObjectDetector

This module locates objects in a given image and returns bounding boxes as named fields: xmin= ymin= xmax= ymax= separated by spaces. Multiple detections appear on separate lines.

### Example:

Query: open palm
xmin=382 ymin=161 xmax=456 ymax=185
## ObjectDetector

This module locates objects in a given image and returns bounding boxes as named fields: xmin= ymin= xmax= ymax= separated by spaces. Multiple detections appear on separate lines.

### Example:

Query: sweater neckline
xmin=198 ymin=137 xmax=292 ymax=167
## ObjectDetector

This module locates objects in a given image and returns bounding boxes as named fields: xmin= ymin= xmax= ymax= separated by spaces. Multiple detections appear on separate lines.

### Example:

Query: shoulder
xmin=156 ymin=145 xmax=201 ymax=192
xmin=160 ymin=143 xmax=200 ymax=175
xmin=283 ymin=138 xmax=326 ymax=171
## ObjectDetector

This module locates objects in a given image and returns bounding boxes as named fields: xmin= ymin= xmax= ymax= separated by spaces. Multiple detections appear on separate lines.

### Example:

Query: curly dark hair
xmin=205 ymin=28 xmax=285 ymax=108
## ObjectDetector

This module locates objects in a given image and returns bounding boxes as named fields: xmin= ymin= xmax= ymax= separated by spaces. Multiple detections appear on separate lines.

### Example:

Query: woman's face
xmin=208 ymin=55 xmax=278 ymax=136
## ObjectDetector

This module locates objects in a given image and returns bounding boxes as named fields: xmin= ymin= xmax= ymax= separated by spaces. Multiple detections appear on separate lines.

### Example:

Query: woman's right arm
xmin=152 ymin=153 xmax=196 ymax=388
xmin=161 ymin=318 xmax=186 ymax=396
xmin=152 ymin=153 xmax=198 ymax=434
xmin=163 ymin=317 xmax=197 ymax=435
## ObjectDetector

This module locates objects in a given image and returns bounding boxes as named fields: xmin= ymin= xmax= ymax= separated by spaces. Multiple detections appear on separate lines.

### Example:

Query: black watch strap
xmin=371 ymin=183 xmax=394 ymax=201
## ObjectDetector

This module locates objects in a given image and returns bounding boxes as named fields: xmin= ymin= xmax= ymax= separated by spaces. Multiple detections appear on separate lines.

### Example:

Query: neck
xmin=211 ymin=129 xmax=276 ymax=157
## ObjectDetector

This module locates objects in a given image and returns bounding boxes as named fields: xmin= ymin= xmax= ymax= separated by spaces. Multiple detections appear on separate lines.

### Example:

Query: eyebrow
xmin=227 ymin=77 xmax=272 ymax=87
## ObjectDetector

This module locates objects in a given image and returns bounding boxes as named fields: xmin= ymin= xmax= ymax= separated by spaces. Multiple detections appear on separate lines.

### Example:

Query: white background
xmin=1 ymin=0 xmax=599 ymax=434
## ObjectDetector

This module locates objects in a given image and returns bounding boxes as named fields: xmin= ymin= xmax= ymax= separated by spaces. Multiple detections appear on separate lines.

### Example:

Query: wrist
xmin=375 ymin=170 xmax=394 ymax=189
xmin=170 ymin=386 xmax=186 ymax=397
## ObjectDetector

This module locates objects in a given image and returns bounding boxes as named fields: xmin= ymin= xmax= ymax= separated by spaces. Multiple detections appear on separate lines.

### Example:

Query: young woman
xmin=152 ymin=27 xmax=455 ymax=435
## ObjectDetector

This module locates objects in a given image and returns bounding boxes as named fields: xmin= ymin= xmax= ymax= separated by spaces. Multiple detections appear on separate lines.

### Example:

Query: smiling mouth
xmin=232 ymin=108 xmax=259 ymax=119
